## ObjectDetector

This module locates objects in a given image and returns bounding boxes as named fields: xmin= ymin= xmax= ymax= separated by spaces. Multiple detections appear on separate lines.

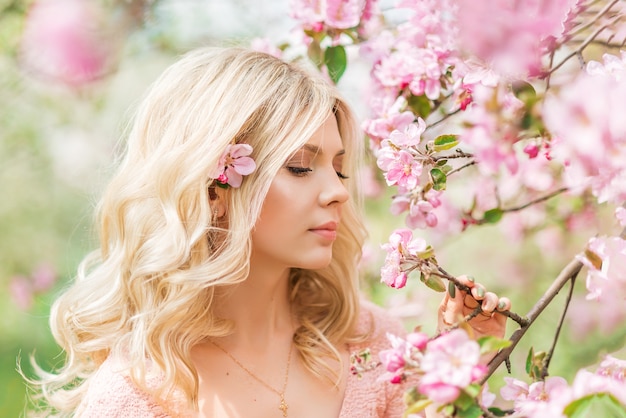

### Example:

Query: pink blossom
xmin=31 ymin=263 xmax=57 ymax=291
xmin=387 ymin=120 xmax=426 ymax=147
xmin=502 ymin=376 xmax=570 ymax=418
xmin=380 ymin=263 xmax=408 ymax=289
xmin=379 ymin=347 xmax=405 ymax=373
xmin=418 ymin=381 xmax=460 ymax=404
xmin=597 ymin=355 xmax=626 ymax=382
xmin=378 ymin=333 xmax=422 ymax=383
xmin=380 ymin=229 xmax=429 ymax=288
xmin=362 ymin=96 xmax=415 ymax=146
xmin=289 ymin=0 xmax=375 ymax=31
xmin=460 ymin=83 xmax=524 ymax=175
xmin=9 ymin=276 xmax=33 ymax=310
xmin=406 ymin=332 xmax=429 ymax=351
xmin=578 ymin=236 xmax=626 ymax=304
xmin=212 ymin=144 xmax=256 ymax=188
xmin=501 ymin=377 xmax=530 ymax=401
xmin=456 ymin=0 xmax=576 ymax=77
xmin=587 ymin=52 xmax=626 ymax=82
xmin=379 ymin=149 xmax=422 ymax=190
xmin=544 ymin=71 xmax=626 ymax=204
xmin=20 ymin=0 xmax=114 ymax=87
xmin=419 ymin=329 xmax=482 ymax=403
xmin=571 ymin=369 xmax=626 ymax=406
xmin=616 ymin=207 xmax=626 ymax=228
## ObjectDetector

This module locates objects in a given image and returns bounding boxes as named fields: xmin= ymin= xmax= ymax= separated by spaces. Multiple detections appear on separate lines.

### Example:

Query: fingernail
xmin=498 ymin=300 xmax=506 ymax=310
xmin=476 ymin=287 xmax=485 ymax=297
xmin=448 ymin=281 xmax=456 ymax=298
xmin=467 ymin=275 xmax=475 ymax=283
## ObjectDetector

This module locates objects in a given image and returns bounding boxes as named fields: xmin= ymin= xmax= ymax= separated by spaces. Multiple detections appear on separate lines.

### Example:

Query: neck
xmin=215 ymin=260 xmax=294 ymax=348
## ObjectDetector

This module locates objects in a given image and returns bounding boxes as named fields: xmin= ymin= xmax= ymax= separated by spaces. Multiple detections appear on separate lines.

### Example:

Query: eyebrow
xmin=301 ymin=143 xmax=346 ymax=157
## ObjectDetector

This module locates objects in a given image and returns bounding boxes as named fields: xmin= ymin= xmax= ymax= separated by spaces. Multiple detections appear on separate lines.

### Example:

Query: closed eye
xmin=336 ymin=171 xmax=349 ymax=179
xmin=286 ymin=167 xmax=313 ymax=176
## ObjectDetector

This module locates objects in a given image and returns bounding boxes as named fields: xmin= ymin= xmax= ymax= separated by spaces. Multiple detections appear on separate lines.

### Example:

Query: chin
xmin=295 ymin=251 xmax=334 ymax=270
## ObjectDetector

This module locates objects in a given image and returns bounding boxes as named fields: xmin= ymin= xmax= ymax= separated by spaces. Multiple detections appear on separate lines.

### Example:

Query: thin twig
xmin=446 ymin=161 xmax=477 ymax=177
xmin=433 ymin=266 xmax=530 ymax=327
xmin=482 ymin=224 xmax=626 ymax=382
xmin=501 ymin=187 xmax=569 ymax=214
xmin=567 ymin=0 xmax=621 ymax=39
xmin=550 ymin=13 xmax=624 ymax=75
xmin=541 ymin=274 xmax=578 ymax=380
xmin=481 ymin=257 xmax=584 ymax=382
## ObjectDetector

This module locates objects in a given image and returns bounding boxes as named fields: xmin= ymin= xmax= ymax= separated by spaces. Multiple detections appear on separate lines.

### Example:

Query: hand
xmin=437 ymin=275 xmax=511 ymax=341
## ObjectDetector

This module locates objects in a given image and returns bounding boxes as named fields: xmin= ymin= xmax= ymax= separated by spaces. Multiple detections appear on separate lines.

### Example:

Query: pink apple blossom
xmin=378 ymin=333 xmax=422 ymax=383
xmin=211 ymin=144 xmax=256 ymax=188
xmin=544 ymin=70 xmax=626 ymax=204
xmin=289 ymin=0 xmax=378 ymax=31
xmin=616 ymin=207 xmax=626 ymax=228
xmin=419 ymin=329 xmax=484 ymax=404
xmin=20 ymin=0 xmax=114 ymax=87
xmin=456 ymin=0 xmax=577 ymax=78
xmin=378 ymin=148 xmax=422 ymax=190
xmin=380 ymin=228 xmax=429 ymax=288
xmin=578 ymin=235 xmax=626 ymax=304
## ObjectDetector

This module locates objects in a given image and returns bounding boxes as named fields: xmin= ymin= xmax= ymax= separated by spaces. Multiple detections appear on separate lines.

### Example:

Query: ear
xmin=209 ymin=186 xmax=228 ymax=218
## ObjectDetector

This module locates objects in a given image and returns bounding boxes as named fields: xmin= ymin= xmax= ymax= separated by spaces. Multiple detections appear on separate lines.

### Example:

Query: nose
xmin=319 ymin=170 xmax=350 ymax=207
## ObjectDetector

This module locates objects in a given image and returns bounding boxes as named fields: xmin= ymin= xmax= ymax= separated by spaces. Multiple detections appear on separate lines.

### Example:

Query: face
xmin=250 ymin=114 xmax=350 ymax=271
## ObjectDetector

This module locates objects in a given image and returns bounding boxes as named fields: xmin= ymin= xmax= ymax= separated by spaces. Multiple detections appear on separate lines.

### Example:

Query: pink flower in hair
xmin=212 ymin=144 xmax=256 ymax=188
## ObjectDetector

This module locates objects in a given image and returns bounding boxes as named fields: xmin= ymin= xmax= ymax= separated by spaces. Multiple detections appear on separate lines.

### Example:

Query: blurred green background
xmin=2 ymin=1 xmax=625 ymax=417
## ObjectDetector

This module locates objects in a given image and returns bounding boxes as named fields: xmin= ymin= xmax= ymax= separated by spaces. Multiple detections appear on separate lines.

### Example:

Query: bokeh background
xmin=2 ymin=1 xmax=625 ymax=416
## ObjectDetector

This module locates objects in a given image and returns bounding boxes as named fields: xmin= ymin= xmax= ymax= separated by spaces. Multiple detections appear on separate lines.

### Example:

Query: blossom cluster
xmin=501 ymin=355 xmax=626 ymax=417
xmin=380 ymin=228 xmax=436 ymax=289
xmin=379 ymin=329 xmax=487 ymax=407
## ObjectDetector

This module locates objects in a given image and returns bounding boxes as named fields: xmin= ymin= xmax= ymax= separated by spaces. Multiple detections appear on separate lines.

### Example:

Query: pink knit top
xmin=75 ymin=301 xmax=409 ymax=417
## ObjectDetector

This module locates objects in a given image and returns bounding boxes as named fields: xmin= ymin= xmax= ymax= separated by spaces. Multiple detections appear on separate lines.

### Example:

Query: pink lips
xmin=309 ymin=222 xmax=338 ymax=240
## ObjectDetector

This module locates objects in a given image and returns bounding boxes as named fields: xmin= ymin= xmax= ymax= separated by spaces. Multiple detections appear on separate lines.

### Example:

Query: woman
xmin=34 ymin=47 xmax=510 ymax=417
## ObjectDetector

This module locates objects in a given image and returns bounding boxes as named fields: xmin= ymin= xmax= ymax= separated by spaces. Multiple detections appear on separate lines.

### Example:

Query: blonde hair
xmin=32 ymin=47 xmax=368 ymax=414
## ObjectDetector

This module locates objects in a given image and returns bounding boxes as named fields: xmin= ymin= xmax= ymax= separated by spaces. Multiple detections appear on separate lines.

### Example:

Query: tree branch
xmin=541 ymin=274 xmax=578 ymax=379
xmin=482 ymin=223 xmax=626 ymax=382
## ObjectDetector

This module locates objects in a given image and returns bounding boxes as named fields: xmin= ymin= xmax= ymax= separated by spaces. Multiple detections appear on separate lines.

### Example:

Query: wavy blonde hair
xmin=32 ymin=47 xmax=368 ymax=414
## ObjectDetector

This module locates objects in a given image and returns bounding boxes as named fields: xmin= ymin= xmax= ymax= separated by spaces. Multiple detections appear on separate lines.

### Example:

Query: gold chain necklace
xmin=211 ymin=340 xmax=293 ymax=417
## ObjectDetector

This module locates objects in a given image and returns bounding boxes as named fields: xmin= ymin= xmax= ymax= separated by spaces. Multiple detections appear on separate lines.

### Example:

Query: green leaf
xmin=430 ymin=168 xmax=447 ymax=191
xmin=403 ymin=399 xmax=433 ymax=417
xmin=477 ymin=336 xmax=512 ymax=355
xmin=407 ymin=94 xmax=432 ymax=118
xmin=324 ymin=45 xmax=347 ymax=84
xmin=488 ymin=407 xmax=509 ymax=417
xmin=456 ymin=404 xmax=483 ymax=418
xmin=455 ymin=389 xmax=475 ymax=410
xmin=482 ymin=208 xmax=503 ymax=224
xmin=424 ymin=275 xmax=446 ymax=292
xmin=564 ymin=393 xmax=626 ymax=418
xmin=435 ymin=159 xmax=448 ymax=166
xmin=441 ymin=164 xmax=453 ymax=174
xmin=463 ymin=384 xmax=482 ymax=399
xmin=433 ymin=134 xmax=459 ymax=152
xmin=307 ymin=40 xmax=323 ymax=67
xmin=525 ymin=347 xmax=534 ymax=375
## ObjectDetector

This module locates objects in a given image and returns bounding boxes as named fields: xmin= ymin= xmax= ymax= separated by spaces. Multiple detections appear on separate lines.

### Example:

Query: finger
xmin=470 ymin=283 xmax=486 ymax=301
xmin=439 ymin=285 xmax=465 ymax=327
xmin=497 ymin=297 xmax=512 ymax=312
xmin=481 ymin=291 xmax=499 ymax=314
xmin=456 ymin=274 xmax=476 ymax=289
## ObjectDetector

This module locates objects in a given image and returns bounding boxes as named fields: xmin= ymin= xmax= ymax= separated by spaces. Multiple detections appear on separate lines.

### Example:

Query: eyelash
xmin=286 ymin=167 xmax=349 ymax=179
